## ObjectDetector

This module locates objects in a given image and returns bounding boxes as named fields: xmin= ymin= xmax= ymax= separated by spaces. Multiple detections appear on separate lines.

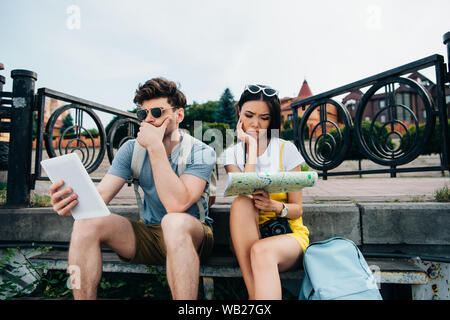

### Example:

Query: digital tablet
xmin=41 ymin=153 xmax=110 ymax=220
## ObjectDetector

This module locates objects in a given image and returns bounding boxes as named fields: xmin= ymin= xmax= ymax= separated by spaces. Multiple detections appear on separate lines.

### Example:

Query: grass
xmin=410 ymin=195 xmax=427 ymax=202
xmin=434 ymin=185 xmax=450 ymax=202
xmin=0 ymin=180 xmax=51 ymax=207
xmin=30 ymin=193 xmax=52 ymax=207
xmin=0 ymin=190 xmax=51 ymax=207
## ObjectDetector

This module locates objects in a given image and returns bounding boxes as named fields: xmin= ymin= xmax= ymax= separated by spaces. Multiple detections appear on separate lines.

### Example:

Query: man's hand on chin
xmin=136 ymin=117 xmax=170 ymax=150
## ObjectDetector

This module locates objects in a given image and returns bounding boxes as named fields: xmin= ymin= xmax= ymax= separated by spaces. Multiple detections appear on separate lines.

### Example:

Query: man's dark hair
xmin=133 ymin=77 xmax=187 ymax=108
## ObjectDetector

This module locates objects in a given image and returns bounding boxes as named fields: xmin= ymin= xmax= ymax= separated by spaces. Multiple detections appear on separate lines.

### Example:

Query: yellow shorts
xmin=259 ymin=193 xmax=310 ymax=254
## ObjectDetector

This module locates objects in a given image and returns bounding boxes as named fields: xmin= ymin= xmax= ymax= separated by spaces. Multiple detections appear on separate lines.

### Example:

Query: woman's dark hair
xmin=133 ymin=77 xmax=187 ymax=108
xmin=236 ymin=85 xmax=281 ymax=140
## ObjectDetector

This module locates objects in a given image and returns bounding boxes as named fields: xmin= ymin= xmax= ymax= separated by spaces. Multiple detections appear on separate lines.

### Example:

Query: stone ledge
xmin=0 ymin=203 xmax=448 ymax=251
xmin=359 ymin=202 xmax=450 ymax=245
xmin=0 ymin=206 xmax=138 ymax=242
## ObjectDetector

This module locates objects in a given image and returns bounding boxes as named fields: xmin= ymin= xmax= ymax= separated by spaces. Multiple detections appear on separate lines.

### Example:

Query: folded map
xmin=224 ymin=171 xmax=318 ymax=197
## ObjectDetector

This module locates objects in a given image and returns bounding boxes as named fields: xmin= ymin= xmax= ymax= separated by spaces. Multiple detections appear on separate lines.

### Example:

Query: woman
xmin=223 ymin=84 xmax=309 ymax=300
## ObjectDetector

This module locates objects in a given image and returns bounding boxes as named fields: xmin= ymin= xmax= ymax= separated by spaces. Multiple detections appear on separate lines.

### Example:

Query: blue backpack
xmin=299 ymin=237 xmax=382 ymax=300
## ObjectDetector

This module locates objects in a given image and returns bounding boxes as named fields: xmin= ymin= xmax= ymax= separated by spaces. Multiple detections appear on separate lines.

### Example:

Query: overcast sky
xmin=1 ymin=0 xmax=449 ymax=121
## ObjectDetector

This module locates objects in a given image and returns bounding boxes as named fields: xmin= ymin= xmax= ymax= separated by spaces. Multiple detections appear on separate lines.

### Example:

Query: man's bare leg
xmin=161 ymin=213 xmax=205 ymax=300
xmin=68 ymin=213 xmax=136 ymax=300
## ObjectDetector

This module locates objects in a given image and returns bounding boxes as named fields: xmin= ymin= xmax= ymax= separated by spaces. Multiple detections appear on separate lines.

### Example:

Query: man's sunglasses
xmin=245 ymin=84 xmax=279 ymax=97
xmin=136 ymin=106 xmax=176 ymax=121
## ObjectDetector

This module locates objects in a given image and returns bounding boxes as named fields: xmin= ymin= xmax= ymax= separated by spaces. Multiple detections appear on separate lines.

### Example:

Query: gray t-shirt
xmin=107 ymin=136 xmax=216 ymax=227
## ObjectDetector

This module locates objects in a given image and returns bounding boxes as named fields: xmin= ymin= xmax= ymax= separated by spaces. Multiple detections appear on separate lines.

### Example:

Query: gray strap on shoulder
xmin=209 ymin=166 xmax=217 ymax=197
xmin=177 ymin=132 xmax=194 ymax=175
xmin=177 ymin=133 xmax=207 ymax=223
xmin=130 ymin=141 xmax=147 ymax=221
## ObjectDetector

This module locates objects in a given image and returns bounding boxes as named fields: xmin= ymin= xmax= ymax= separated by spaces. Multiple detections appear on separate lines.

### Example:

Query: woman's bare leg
xmin=250 ymin=235 xmax=302 ymax=300
xmin=229 ymin=195 xmax=260 ymax=299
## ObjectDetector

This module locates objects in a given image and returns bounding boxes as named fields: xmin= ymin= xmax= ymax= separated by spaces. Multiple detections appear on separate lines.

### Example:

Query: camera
xmin=259 ymin=218 xmax=293 ymax=238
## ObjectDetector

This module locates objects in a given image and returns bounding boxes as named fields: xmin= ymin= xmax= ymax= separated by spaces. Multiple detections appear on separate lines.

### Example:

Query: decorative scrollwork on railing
xmin=44 ymin=104 xmax=107 ymax=173
xmin=297 ymin=98 xmax=353 ymax=171
xmin=354 ymin=77 xmax=435 ymax=166
xmin=106 ymin=118 xmax=140 ymax=164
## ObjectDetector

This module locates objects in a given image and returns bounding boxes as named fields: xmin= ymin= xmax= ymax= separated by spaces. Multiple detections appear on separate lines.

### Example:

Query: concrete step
xmin=0 ymin=202 xmax=449 ymax=258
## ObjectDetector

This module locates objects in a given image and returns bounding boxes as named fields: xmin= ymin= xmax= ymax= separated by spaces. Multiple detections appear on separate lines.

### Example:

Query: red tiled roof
xmin=297 ymin=80 xmax=313 ymax=100
xmin=280 ymin=80 xmax=313 ymax=111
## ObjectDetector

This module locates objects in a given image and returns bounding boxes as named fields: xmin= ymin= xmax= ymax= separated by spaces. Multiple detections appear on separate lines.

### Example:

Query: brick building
xmin=342 ymin=72 xmax=450 ymax=135
xmin=280 ymin=80 xmax=341 ymax=138
xmin=281 ymin=72 xmax=450 ymax=138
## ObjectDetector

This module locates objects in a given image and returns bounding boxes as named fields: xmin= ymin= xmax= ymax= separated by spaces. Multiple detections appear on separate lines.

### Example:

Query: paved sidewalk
xmin=33 ymin=168 xmax=450 ymax=205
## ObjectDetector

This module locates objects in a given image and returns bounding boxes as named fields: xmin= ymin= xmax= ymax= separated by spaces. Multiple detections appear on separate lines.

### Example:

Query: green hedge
xmin=281 ymin=117 xmax=309 ymax=141
xmin=401 ymin=119 xmax=450 ymax=155
xmin=50 ymin=128 xmax=100 ymax=139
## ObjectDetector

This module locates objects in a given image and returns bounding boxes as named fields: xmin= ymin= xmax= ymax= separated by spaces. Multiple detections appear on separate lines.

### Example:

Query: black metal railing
xmin=291 ymin=32 xmax=450 ymax=179
xmin=35 ymin=87 xmax=140 ymax=179
xmin=0 ymin=73 xmax=140 ymax=206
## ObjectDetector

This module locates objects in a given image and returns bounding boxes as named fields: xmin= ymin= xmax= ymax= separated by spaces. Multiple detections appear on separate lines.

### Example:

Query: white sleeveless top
xmin=222 ymin=137 xmax=305 ymax=172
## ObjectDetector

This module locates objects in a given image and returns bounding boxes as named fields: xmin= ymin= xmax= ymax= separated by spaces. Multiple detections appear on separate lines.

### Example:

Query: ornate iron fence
xmin=291 ymin=32 xmax=450 ymax=179
xmin=35 ymin=87 xmax=140 ymax=177
xmin=0 ymin=76 xmax=140 ymax=206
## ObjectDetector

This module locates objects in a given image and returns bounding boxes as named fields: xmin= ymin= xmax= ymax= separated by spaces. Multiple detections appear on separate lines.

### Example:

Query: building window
xmin=380 ymin=115 xmax=386 ymax=123
xmin=423 ymin=110 xmax=427 ymax=119
xmin=344 ymin=99 xmax=356 ymax=112
xmin=371 ymin=100 xmax=377 ymax=112
xmin=288 ymin=114 xmax=293 ymax=121
xmin=404 ymin=93 xmax=411 ymax=107
xmin=379 ymin=100 xmax=385 ymax=108
xmin=395 ymin=93 xmax=412 ymax=123
xmin=446 ymin=95 xmax=450 ymax=104
xmin=365 ymin=116 xmax=370 ymax=121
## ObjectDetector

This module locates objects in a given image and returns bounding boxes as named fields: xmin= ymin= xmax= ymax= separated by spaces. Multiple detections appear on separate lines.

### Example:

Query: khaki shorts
xmin=118 ymin=219 xmax=214 ymax=265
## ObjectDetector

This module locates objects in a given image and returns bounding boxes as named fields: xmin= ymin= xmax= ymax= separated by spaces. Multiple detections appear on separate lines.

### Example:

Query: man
xmin=49 ymin=77 xmax=216 ymax=300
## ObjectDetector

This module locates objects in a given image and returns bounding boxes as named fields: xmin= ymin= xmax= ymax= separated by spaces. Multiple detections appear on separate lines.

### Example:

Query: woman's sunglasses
xmin=136 ymin=106 xmax=176 ymax=121
xmin=245 ymin=84 xmax=279 ymax=97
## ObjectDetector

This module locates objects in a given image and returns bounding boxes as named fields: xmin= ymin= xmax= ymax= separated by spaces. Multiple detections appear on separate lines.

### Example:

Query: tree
xmin=181 ymin=101 xmax=218 ymax=130
xmin=214 ymin=88 xmax=237 ymax=129
xmin=61 ymin=113 xmax=75 ymax=135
